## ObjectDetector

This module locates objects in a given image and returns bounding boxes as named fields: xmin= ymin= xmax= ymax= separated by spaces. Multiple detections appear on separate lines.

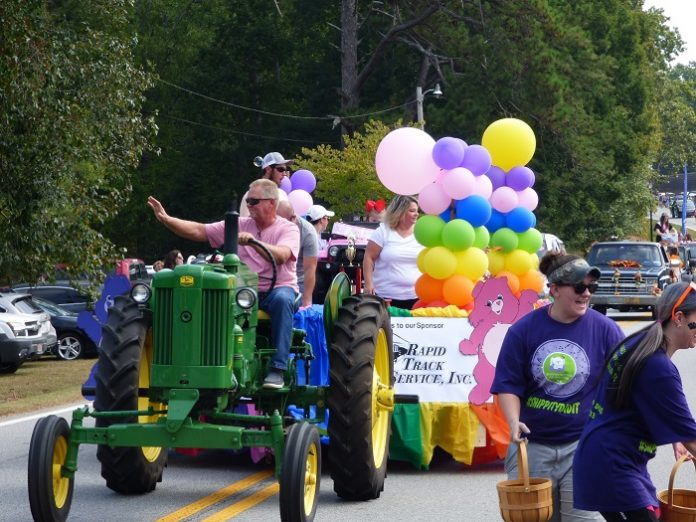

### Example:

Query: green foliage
xmin=0 ymin=0 xmax=156 ymax=285
xmin=296 ymin=121 xmax=399 ymax=220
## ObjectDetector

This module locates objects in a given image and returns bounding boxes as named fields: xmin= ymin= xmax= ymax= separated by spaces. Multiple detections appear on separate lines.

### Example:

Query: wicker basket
xmin=658 ymin=455 xmax=696 ymax=522
xmin=496 ymin=440 xmax=553 ymax=522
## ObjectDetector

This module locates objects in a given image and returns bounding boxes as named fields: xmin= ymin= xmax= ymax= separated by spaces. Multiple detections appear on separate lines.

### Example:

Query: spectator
xmin=147 ymin=178 xmax=299 ymax=389
xmin=491 ymin=252 xmax=625 ymax=522
xmin=306 ymin=204 xmax=334 ymax=251
xmin=362 ymin=195 xmax=422 ymax=309
xmin=671 ymin=199 xmax=679 ymax=219
xmin=163 ymin=249 xmax=184 ymax=270
xmin=365 ymin=198 xmax=386 ymax=223
xmin=573 ymin=282 xmax=696 ymax=521
xmin=654 ymin=213 xmax=673 ymax=243
xmin=277 ymin=200 xmax=318 ymax=308
xmin=240 ymin=152 xmax=292 ymax=217
xmin=152 ymin=260 xmax=164 ymax=272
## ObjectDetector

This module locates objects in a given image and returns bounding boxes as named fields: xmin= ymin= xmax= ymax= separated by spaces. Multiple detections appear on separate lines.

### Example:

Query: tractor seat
xmin=257 ymin=293 xmax=302 ymax=321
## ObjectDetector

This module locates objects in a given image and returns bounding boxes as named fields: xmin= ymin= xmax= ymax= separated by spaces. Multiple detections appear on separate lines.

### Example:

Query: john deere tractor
xmin=27 ymin=210 xmax=394 ymax=522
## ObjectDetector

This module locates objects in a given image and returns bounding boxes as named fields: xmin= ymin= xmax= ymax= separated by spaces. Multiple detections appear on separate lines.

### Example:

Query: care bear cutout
xmin=459 ymin=276 xmax=538 ymax=405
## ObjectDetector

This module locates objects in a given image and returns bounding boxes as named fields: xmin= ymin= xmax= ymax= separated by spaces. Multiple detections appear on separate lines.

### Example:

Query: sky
xmin=643 ymin=0 xmax=695 ymax=65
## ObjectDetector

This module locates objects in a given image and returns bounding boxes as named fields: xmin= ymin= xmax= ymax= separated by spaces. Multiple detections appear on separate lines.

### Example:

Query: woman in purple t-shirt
xmin=573 ymin=282 xmax=696 ymax=522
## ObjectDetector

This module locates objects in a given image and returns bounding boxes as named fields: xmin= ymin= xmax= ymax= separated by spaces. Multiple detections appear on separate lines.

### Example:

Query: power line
xmin=159 ymin=113 xmax=340 ymax=145
xmin=157 ymin=78 xmax=414 ymax=122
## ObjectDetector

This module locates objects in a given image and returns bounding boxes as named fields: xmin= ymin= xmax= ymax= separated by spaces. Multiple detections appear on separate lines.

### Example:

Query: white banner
xmin=391 ymin=317 xmax=479 ymax=403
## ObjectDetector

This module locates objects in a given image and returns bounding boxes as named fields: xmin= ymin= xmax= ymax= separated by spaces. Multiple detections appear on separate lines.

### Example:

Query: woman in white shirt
xmin=363 ymin=195 xmax=422 ymax=309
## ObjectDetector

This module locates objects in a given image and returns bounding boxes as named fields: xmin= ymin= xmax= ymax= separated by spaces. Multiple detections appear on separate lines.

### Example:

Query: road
xmin=2 ymin=311 xmax=695 ymax=522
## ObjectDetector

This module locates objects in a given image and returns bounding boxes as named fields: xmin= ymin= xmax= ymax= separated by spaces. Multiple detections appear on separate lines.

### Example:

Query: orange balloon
xmin=518 ymin=269 xmax=544 ymax=295
xmin=442 ymin=275 xmax=475 ymax=306
xmin=496 ymin=271 xmax=520 ymax=294
xmin=415 ymin=274 xmax=444 ymax=303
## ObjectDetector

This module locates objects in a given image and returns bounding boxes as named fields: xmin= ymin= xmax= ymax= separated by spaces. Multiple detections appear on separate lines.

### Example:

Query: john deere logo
xmin=180 ymin=275 xmax=194 ymax=287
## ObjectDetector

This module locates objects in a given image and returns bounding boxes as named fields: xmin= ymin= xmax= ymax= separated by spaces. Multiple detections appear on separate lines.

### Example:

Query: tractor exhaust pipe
xmin=223 ymin=198 xmax=239 ymax=255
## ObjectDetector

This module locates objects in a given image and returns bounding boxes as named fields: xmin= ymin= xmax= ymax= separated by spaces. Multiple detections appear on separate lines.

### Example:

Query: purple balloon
xmin=279 ymin=176 xmax=292 ymax=194
xmin=506 ymin=166 xmax=535 ymax=191
xmin=432 ymin=137 xmax=467 ymax=170
xmin=460 ymin=144 xmax=492 ymax=176
xmin=486 ymin=166 xmax=506 ymax=190
xmin=290 ymin=169 xmax=316 ymax=193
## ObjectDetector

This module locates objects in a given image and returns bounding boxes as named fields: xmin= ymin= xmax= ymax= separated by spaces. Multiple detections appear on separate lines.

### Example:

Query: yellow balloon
xmin=417 ymin=247 xmax=429 ymax=273
xmin=505 ymin=249 xmax=534 ymax=276
xmin=530 ymin=252 xmax=540 ymax=269
xmin=424 ymin=246 xmax=457 ymax=280
xmin=481 ymin=118 xmax=536 ymax=171
xmin=488 ymin=249 xmax=506 ymax=275
xmin=455 ymin=248 xmax=489 ymax=281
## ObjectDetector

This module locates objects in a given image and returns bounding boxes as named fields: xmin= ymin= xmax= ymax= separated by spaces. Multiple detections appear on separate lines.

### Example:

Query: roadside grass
xmin=0 ymin=357 xmax=94 ymax=418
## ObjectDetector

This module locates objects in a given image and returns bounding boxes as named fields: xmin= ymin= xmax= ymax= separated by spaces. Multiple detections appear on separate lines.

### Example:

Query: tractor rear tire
xmin=327 ymin=294 xmax=394 ymax=500
xmin=279 ymin=422 xmax=321 ymax=522
xmin=28 ymin=415 xmax=74 ymax=522
xmin=94 ymin=295 xmax=167 ymax=494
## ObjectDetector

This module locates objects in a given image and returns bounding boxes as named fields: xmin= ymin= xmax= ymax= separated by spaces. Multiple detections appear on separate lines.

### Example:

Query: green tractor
xmin=27 ymin=210 xmax=395 ymax=522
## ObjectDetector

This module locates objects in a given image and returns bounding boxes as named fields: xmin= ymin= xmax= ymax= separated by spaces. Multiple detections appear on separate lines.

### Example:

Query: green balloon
xmin=473 ymin=226 xmax=490 ymax=249
xmin=491 ymin=227 xmax=519 ymax=253
xmin=414 ymin=215 xmax=445 ymax=247
xmin=517 ymin=228 xmax=543 ymax=253
xmin=441 ymin=219 xmax=475 ymax=251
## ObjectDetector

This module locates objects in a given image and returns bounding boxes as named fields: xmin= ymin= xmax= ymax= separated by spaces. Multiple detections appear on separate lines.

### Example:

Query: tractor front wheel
xmin=28 ymin=415 xmax=74 ymax=522
xmin=94 ymin=295 xmax=167 ymax=494
xmin=279 ymin=422 xmax=321 ymax=522
xmin=328 ymin=294 xmax=394 ymax=500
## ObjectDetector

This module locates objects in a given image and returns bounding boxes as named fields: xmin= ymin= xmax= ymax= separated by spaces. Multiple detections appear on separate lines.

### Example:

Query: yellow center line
xmin=200 ymin=483 xmax=280 ymax=522
xmin=154 ymin=470 xmax=274 ymax=522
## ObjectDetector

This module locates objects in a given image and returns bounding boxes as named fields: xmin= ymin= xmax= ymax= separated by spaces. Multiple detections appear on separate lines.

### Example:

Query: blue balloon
xmin=455 ymin=195 xmax=492 ymax=228
xmin=506 ymin=207 xmax=536 ymax=233
xmin=439 ymin=207 xmax=453 ymax=223
xmin=486 ymin=209 xmax=507 ymax=233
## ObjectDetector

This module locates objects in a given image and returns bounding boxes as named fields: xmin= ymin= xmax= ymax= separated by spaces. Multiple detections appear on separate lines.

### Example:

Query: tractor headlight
xmin=328 ymin=246 xmax=339 ymax=258
xmin=130 ymin=283 xmax=151 ymax=304
xmin=236 ymin=288 xmax=257 ymax=309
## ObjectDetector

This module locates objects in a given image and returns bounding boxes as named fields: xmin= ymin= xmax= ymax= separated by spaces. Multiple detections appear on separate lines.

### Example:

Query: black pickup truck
xmin=586 ymin=241 xmax=672 ymax=318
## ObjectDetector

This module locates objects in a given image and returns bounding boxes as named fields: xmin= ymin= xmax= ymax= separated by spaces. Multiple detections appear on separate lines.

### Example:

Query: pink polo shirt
xmin=205 ymin=217 xmax=299 ymax=292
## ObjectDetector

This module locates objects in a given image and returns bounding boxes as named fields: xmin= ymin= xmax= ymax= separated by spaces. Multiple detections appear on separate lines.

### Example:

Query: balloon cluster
xmin=282 ymin=169 xmax=317 ymax=216
xmin=375 ymin=119 xmax=545 ymax=308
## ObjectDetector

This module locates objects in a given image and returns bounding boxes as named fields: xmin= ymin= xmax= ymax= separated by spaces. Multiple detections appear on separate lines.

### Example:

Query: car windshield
xmin=3 ymin=295 xmax=43 ymax=315
xmin=588 ymin=244 xmax=663 ymax=268
xmin=31 ymin=296 xmax=71 ymax=316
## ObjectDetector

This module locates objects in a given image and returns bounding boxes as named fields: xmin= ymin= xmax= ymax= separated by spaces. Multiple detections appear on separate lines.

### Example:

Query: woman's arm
xmin=362 ymin=240 xmax=382 ymax=295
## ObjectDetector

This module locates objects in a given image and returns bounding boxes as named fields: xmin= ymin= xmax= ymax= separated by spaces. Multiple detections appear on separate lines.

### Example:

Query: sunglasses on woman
xmin=273 ymin=166 xmax=290 ymax=173
xmin=561 ymin=282 xmax=599 ymax=294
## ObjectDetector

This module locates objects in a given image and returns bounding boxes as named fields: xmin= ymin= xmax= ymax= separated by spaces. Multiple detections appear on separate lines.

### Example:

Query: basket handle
xmin=667 ymin=455 xmax=696 ymax=507
xmin=517 ymin=439 xmax=530 ymax=490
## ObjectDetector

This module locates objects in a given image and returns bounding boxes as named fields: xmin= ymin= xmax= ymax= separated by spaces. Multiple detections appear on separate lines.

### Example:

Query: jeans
xmin=259 ymin=286 xmax=297 ymax=371
xmin=505 ymin=440 xmax=603 ymax=522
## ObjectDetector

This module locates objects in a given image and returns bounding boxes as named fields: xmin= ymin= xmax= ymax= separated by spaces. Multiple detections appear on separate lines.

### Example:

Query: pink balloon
xmin=375 ymin=127 xmax=440 ymax=195
xmin=490 ymin=186 xmax=519 ymax=213
xmin=279 ymin=177 xmax=292 ymax=194
xmin=418 ymin=182 xmax=452 ymax=215
xmin=517 ymin=187 xmax=539 ymax=211
xmin=441 ymin=167 xmax=475 ymax=200
xmin=472 ymin=172 xmax=493 ymax=199
xmin=287 ymin=189 xmax=313 ymax=216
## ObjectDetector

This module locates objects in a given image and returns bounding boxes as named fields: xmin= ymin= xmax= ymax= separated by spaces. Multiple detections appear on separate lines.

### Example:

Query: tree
xmin=0 ymin=0 xmax=156 ymax=285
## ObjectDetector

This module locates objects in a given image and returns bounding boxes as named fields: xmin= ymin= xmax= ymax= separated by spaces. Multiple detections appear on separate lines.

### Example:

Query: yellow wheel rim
xmin=139 ymin=330 xmax=165 ymax=462
xmin=303 ymin=441 xmax=319 ymax=515
xmin=52 ymin=434 xmax=70 ymax=509
xmin=371 ymin=328 xmax=394 ymax=468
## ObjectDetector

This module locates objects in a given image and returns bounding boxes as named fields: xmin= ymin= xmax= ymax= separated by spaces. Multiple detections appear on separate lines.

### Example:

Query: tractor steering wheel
xmin=248 ymin=238 xmax=277 ymax=295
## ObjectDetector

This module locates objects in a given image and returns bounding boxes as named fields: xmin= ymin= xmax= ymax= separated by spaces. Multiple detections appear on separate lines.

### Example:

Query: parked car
xmin=12 ymin=282 xmax=93 ymax=312
xmin=314 ymin=220 xmax=379 ymax=303
xmin=31 ymin=297 xmax=97 ymax=360
xmin=586 ymin=241 xmax=672 ymax=317
xmin=675 ymin=198 xmax=696 ymax=217
xmin=0 ymin=293 xmax=57 ymax=373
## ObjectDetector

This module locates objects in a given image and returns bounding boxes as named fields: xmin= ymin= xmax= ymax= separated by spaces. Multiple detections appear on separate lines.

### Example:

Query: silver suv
xmin=0 ymin=293 xmax=57 ymax=373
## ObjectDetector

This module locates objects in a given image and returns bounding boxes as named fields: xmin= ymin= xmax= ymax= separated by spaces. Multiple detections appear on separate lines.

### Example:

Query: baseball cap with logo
xmin=306 ymin=205 xmax=335 ymax=222
xmin=259 ymin=152 xmax=294 ymax=170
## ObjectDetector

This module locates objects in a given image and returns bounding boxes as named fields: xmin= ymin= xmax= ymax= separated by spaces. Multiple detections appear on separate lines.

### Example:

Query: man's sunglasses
xmin=246 ymin=197 xmax=274 ymax=206
xmin=561 ymin=282 xmax=599 ymax=294
xmin=273 ymin=166 xmax=291 ymax=173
